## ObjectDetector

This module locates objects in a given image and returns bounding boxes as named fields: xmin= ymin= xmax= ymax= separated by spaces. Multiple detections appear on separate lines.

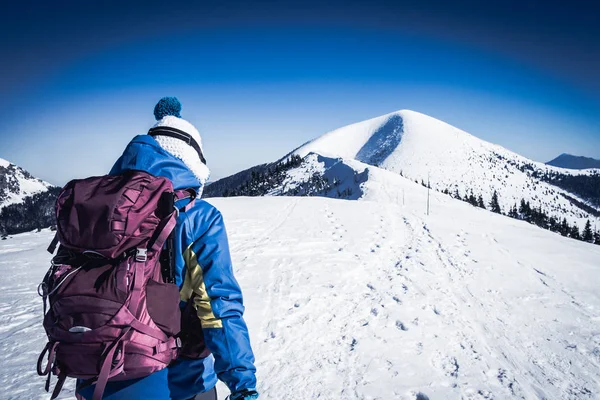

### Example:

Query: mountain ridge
xmin=547 ymin=153 xmax=600 ymax=170
xmin=206 ymin=109 xmax=600 ymax=235
xmin=0 ymin=157 xmax=58 ymax=235
xmin=0 ymin=157 xmax=52 ymax=209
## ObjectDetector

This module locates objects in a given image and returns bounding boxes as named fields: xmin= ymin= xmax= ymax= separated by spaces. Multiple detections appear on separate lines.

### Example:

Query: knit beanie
xmin=149 ymin=97 xmax=210 ymax=186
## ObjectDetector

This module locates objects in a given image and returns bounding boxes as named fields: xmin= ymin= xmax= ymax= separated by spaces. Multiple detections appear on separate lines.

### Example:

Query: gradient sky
xmin=1 ymin=0 xmax=599 ymax=185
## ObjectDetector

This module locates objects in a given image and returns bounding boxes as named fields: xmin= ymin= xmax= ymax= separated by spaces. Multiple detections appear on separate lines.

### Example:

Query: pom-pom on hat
xmin=149 ymin=97 xmax=210 ymax=186
xmin=154 ymin=97 xmax=182 ymax=119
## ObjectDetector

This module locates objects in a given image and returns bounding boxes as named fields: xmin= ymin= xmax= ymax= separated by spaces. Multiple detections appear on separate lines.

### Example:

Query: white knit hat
xmin=149 ymin=97 xmax=210 ymax=186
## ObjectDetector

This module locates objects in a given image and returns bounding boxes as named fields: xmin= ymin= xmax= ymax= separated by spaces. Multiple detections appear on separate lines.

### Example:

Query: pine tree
xmin=570 ymin=223 xmax=581 ymax=240
xmin=519 ymin=199 xmax=532 ymax=222
xmin=453 ymin=189 xmax=461 ymax=201
xmin=508 ymin=203 xmax=519 ymax=218
xmin=582 ymin=220 xmax=594 ymax=242
xmin=533 ymin=206 xmax=547 ymax=228
xmin=560 ymin=218 xmax=569 ymax=237
xmin=548 ymin=216 xmax=558 ymax=232
xmin=489 ymin=190 xmax=502 ymax=214
xmin=477 ymin=195 xmax=486 ymax=209
xmin=467 ymin=191 xmax=477 ymax=207
xmin=519 ymin=198 xmax=527 ymax=216
xmin=594 ymin=229 xmax=600 ymax=245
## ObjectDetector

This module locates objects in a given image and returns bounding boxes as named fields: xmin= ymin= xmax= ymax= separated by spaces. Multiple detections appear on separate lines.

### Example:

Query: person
xmin=77 ymin=97 xmax=259 ymax=400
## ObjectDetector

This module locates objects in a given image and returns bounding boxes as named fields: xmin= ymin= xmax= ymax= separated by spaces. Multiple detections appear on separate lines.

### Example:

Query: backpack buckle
xmin=135 ymin=248 xmax=148 ymax=262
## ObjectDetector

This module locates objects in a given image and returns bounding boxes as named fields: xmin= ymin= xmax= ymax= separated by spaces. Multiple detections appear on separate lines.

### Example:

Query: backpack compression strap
xmin=148 ymin=127 xmax=207 ymax=165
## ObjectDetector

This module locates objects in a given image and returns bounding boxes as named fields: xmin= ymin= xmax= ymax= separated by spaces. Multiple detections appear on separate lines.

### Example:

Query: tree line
xmin=442 ymin=187 xmax=600 ymax=245
xmin=0 ymin=187 xmax=61 ymax=237
xmin=220 ymin=155 xmax=304 ymax=197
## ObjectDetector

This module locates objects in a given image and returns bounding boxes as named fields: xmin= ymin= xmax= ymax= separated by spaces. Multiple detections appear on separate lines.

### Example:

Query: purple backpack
xmin=36 ymin=171 xmax=195 ymax=400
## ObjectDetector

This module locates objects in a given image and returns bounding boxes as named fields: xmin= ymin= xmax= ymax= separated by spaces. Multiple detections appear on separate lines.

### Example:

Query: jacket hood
xmin=110 ymin=135 xmax=202 ymax=191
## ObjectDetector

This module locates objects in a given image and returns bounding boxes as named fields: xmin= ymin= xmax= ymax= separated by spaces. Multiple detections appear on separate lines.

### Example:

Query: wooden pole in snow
xmin=427 ymin=173 xmax=430 ymax=216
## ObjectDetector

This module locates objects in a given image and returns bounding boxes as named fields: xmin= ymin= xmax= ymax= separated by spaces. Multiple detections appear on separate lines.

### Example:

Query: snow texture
xmin=2 ymin=182 xmax=599 ymax=399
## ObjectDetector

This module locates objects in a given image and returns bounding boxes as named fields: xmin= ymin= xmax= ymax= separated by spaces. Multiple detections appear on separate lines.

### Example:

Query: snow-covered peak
xmin=289 ymin=109 xmax=599 ymax=227
xmin=294 ymin=109 xmax=593 ymax=174
xmin=295 ymin=110 xmax=472 ymax=158
xmin=293 ymin=110 xmax=401 ymax=160
xmin=0 ymin=158 xmax=52 ymax=209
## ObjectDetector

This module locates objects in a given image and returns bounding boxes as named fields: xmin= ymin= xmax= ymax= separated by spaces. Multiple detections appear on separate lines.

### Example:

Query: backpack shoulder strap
xmin=47 ymin=234 xmax=59 ymax=254
xmin=154 ymin=188 xmax=197 ymax=284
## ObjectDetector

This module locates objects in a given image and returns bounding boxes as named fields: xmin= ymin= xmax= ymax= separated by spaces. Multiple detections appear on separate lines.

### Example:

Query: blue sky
xmin=1 ymin=1 xmax=599 ymax=185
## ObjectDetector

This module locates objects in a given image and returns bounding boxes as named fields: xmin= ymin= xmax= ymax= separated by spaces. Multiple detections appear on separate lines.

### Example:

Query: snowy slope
xmin=291 ymin=110 xmax=599 ymax=227
xmin=2 ymin=187 xmax=600 ymax=399
xmin=0 ymin=157 xmax=52 ymax=209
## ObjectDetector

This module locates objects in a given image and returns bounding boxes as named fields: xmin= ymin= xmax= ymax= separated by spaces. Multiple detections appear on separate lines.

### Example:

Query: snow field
xmin=0 ymin=231 xmax=73 ymax=399
xmin=214 ymin=195 xmax=600 ymax=399
xmin=1 ymin=191 xmax=599 ymax=399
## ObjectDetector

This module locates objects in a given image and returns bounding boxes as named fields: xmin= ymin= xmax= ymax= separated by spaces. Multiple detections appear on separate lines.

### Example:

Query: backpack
xmin=36 ymin=170 xmax=196 ymax=400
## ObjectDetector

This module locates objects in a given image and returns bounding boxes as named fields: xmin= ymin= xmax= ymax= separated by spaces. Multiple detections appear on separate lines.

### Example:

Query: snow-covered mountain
xmin=291 ymin=110 xmax=598 ymax=222
xmin=0 ymin=157 xmax=52 ymax=209
xmin=207 ymin=110 xmax=600 ymax=230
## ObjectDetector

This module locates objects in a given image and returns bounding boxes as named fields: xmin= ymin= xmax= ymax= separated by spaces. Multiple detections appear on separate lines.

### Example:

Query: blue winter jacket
xmin=79 ymin=135 xmax=257 ymax=399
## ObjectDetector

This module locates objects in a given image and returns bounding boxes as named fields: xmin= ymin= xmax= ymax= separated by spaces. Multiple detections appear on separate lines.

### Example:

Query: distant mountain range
xmin=0 ymin=158 xmax=52 ymax=209
xmin=205 ymin=110 xmax=600 ymax=239
xmin=547 ymin=153 xmax=600 ymax=170
xmin=0 ymin=158 xmax=58 ymax=235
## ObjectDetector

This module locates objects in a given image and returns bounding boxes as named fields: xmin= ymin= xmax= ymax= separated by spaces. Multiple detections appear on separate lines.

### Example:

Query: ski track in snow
xmin=1 ymin=196 xmax=600 ymax=399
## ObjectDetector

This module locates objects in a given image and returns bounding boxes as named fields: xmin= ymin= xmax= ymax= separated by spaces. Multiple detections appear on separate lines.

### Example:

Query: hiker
xmin=99 ymin=97 xmax=258 ymax=399
xmin=39 ymin=97 xmax=258 ymax=400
